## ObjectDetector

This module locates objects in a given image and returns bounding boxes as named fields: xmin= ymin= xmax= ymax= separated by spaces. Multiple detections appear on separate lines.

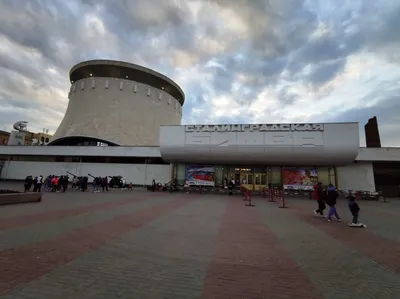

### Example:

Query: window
xmin=108 ymin=157 xmax=146 ymax=164
xmin=261 ymin=175 xmax=267 ymax=185
xmin=63 ymin=157 xmax=80 ymax=162
xmin=146 ymin=158 xmax=169 ymax=165
xmin=10 ymin=156 xmax=56 ymax=162
xmin=247 ymin=174 xmax=253 ymax=184
xmin=81 ymin=156 xmax=109 ymax=163
xmin=55 ymin=156 xmax=65 ymax=162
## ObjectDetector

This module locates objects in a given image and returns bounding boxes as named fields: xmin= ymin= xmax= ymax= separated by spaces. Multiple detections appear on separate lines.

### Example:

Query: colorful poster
xmin=186 ymin=166 xmax=215 ymax=186
xmin=283 ymin=168 xmax=318 ymax=190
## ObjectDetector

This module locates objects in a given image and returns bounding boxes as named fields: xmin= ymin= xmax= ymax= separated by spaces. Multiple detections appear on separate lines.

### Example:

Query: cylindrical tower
xmin=49 ymin=60 xmax=185 ymax=146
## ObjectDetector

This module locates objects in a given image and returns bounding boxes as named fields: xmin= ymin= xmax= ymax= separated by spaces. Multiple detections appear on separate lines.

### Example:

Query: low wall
xmin=0 ymin=192 xmax=42 ymax=205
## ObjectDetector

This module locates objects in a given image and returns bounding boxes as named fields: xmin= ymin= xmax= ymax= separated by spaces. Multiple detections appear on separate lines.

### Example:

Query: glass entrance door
xmin=228 ymin=167 xmax=253 ymax=190
xmin=240 ymin=173 xmax=253 ymax=190
xmin=254 ymin=173 xmax=267 ymax=191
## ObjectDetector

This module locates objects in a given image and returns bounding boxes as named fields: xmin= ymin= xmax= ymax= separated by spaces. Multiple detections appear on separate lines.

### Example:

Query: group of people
xmin=23 ymin=175 xmax=44 ymax=192
xmin=71 ymin=176 xmax=89 ymax=191
xmin=45 ymin=175 xmax=70 ymax=192
xmin=25 ymin=175 xmax=72 ymax=193
xmin=91 ymin=176 xmax=110 ymax=193
xmin=313 ymin=182 xmax=365 ymax=227
xmin=24 ymin=174 xmax=132 ymax=193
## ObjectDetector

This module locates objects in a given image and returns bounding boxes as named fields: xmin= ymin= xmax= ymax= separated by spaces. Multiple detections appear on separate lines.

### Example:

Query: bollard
xmin=268 ymin=188 xmax=276 ymax=202
xmin=245 ymin=188 xmax=255 ymax=207
xmin=279 ymin=189 xmax=288 ymax=208
xmin=242 ymin=186 xmax=248 ymax=201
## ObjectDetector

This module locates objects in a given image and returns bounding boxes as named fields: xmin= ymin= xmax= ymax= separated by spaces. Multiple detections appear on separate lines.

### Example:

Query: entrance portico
xmin=160 ymin=122 xmax=357 ymax=191
xmin=171 ymin=163 xmax=338 ymax=193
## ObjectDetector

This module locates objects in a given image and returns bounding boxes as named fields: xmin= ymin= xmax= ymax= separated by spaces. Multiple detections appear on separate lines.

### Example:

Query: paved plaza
xmin=1 ymin=183 xmax=400 ymax=299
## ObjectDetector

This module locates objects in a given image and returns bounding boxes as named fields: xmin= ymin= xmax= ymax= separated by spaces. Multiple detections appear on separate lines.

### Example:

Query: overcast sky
xmin=0 ymin=0 xmax=399 ymax=146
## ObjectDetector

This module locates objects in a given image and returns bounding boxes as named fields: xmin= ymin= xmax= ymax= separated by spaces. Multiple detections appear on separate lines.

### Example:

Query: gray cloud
xmin=0 ymin=0 xmax=399 ymax=145
xmin=305 ymin=59 xmax=346 ymax=85
xmin=319 ymin=96 xmax=400 ymax=147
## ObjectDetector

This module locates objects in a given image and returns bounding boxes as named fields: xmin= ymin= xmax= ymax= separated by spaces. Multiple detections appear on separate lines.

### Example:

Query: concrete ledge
xmin=0 ymin=192 xmax=42 ymax=206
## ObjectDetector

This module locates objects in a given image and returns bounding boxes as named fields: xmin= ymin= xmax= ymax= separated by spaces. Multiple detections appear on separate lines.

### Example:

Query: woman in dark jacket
xmin=325 ymin=184 xmax=341 ymax=222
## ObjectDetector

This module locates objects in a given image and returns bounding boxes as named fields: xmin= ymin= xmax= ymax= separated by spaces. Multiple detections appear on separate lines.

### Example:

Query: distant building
xmin=1 ymin=129 xmax=52 ymax=146
xmin=0 ymin=130 xmax=10 ymax=145
xmin=28 ymin=132 xmax=52 ymax=146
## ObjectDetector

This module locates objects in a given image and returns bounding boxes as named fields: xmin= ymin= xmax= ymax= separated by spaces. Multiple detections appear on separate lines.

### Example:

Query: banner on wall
xmin=283 ymin=168 xmax=318 ymax=190
xmin=186 ymin=165 xmax=215 ymax=186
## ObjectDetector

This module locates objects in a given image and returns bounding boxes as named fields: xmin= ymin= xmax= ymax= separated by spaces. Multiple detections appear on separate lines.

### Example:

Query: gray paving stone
xmin=0 ymin=195 xmax=173 ymax=250
xmin=257 ymin=200 xmax=400 ymax=299
xmin=1 ymin=197 xmax=226 ymax=299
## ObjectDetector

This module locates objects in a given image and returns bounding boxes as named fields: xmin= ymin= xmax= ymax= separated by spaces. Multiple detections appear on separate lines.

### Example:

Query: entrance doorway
xmin=254 ymin=173 xmax=267 ymax=191
xmin=240 ymin=173 xmax=253 ymax=190
xmin=227 ymin=167 xmax=268 ymax=191
xmin=228 ymin=167 xmax=252 ymax=190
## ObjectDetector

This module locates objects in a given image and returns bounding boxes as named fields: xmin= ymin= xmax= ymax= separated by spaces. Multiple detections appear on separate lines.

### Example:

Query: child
xmin=348 ymin=192 xmax=366 ymax=228
xmin=325 ymin=184 xmax=341 ymax=222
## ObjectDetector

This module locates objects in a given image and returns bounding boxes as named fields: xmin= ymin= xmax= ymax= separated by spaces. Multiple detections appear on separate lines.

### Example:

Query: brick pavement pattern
xmin=290 ymin=201 xmax=400 ymax=275
xmin=202 ymin=198 xmax=321 ymax=299
xmin=0 ymin=192 xmax=163 ymax=230
xmin=0 ymin=194 xmax=171 ymax=251
xmin=0 ymin=183 xmax=136 ymax=220
xmin=1 ymin=186 xmax=400 ymax=299
xmin=260 ymin=197 xmax=400 ymax=299
xmin=0 ymin=192 xmax=189 ymax=295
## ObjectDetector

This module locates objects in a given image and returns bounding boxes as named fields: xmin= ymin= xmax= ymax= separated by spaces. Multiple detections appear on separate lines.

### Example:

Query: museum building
xmin=0 ymin=119 xmax=399 ymax=195
xmin=0 ymin=59 xmax=399 ymax=196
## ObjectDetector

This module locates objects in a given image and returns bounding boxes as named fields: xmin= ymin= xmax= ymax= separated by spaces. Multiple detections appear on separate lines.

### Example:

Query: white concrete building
xmin=50 ymin=60 xmax=185 ymax=146
xmin=0 ymin=60 xmax=399 ymax=196
xmin=0 ymin=122 xmax=399 ymax=194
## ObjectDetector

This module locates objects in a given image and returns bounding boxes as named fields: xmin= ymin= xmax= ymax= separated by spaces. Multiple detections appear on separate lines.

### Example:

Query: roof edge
xmin=69 ymin=59 xmax=185 ymax=102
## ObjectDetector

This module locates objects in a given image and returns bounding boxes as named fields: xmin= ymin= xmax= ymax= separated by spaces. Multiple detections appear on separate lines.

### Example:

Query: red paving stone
xmin=291 ymin=205 xmax=400 ymax=274
xmin=202 ymin=199 xmax=321 ymax=299
xmin=0 ymin=193 xmax=161 ymax=231
xmin=0 ymin=197 xmax=189 ymax=295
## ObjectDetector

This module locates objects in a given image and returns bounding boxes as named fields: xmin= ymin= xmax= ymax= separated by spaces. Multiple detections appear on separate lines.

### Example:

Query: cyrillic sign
xmin=185 ymin=124 xmax=324 ymax=133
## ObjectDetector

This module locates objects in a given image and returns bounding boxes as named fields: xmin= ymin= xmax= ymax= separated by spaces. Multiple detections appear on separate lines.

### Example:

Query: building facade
xmin=1 ymin=130 xmax=52 ymax=146
xmin=0 ymin=130 xmax=10 ymax=145
xmin=1 ymin=122 xmax=399 ymax=195
xmin=1 ymin=60 xmax=399 ymax=195
xmin=50 ymin=60 xmax=185 ymax=146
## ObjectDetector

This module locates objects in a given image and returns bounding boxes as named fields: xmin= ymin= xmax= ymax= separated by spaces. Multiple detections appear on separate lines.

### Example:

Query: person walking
xmin=24 ymin=175 xmax=33 ymax=192
xmin=325 ymin=184 xmax=341 ymax=222
xmin=313 ymin=182 xmax=325 ymax=216
xmin=228 ymin=178 xmax=234 ymax=196
xmin=102 ymin=177 xmax=109 ymax=192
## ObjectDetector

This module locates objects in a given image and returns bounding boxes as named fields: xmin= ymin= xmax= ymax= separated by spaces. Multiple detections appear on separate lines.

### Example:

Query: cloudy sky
xmin=0 ymin=0 xmax=399 ymax=146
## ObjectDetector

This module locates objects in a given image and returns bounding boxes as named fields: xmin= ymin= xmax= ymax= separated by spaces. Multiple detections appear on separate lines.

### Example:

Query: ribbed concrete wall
xmin=52 ymin=77 xmax=183 ymax=146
